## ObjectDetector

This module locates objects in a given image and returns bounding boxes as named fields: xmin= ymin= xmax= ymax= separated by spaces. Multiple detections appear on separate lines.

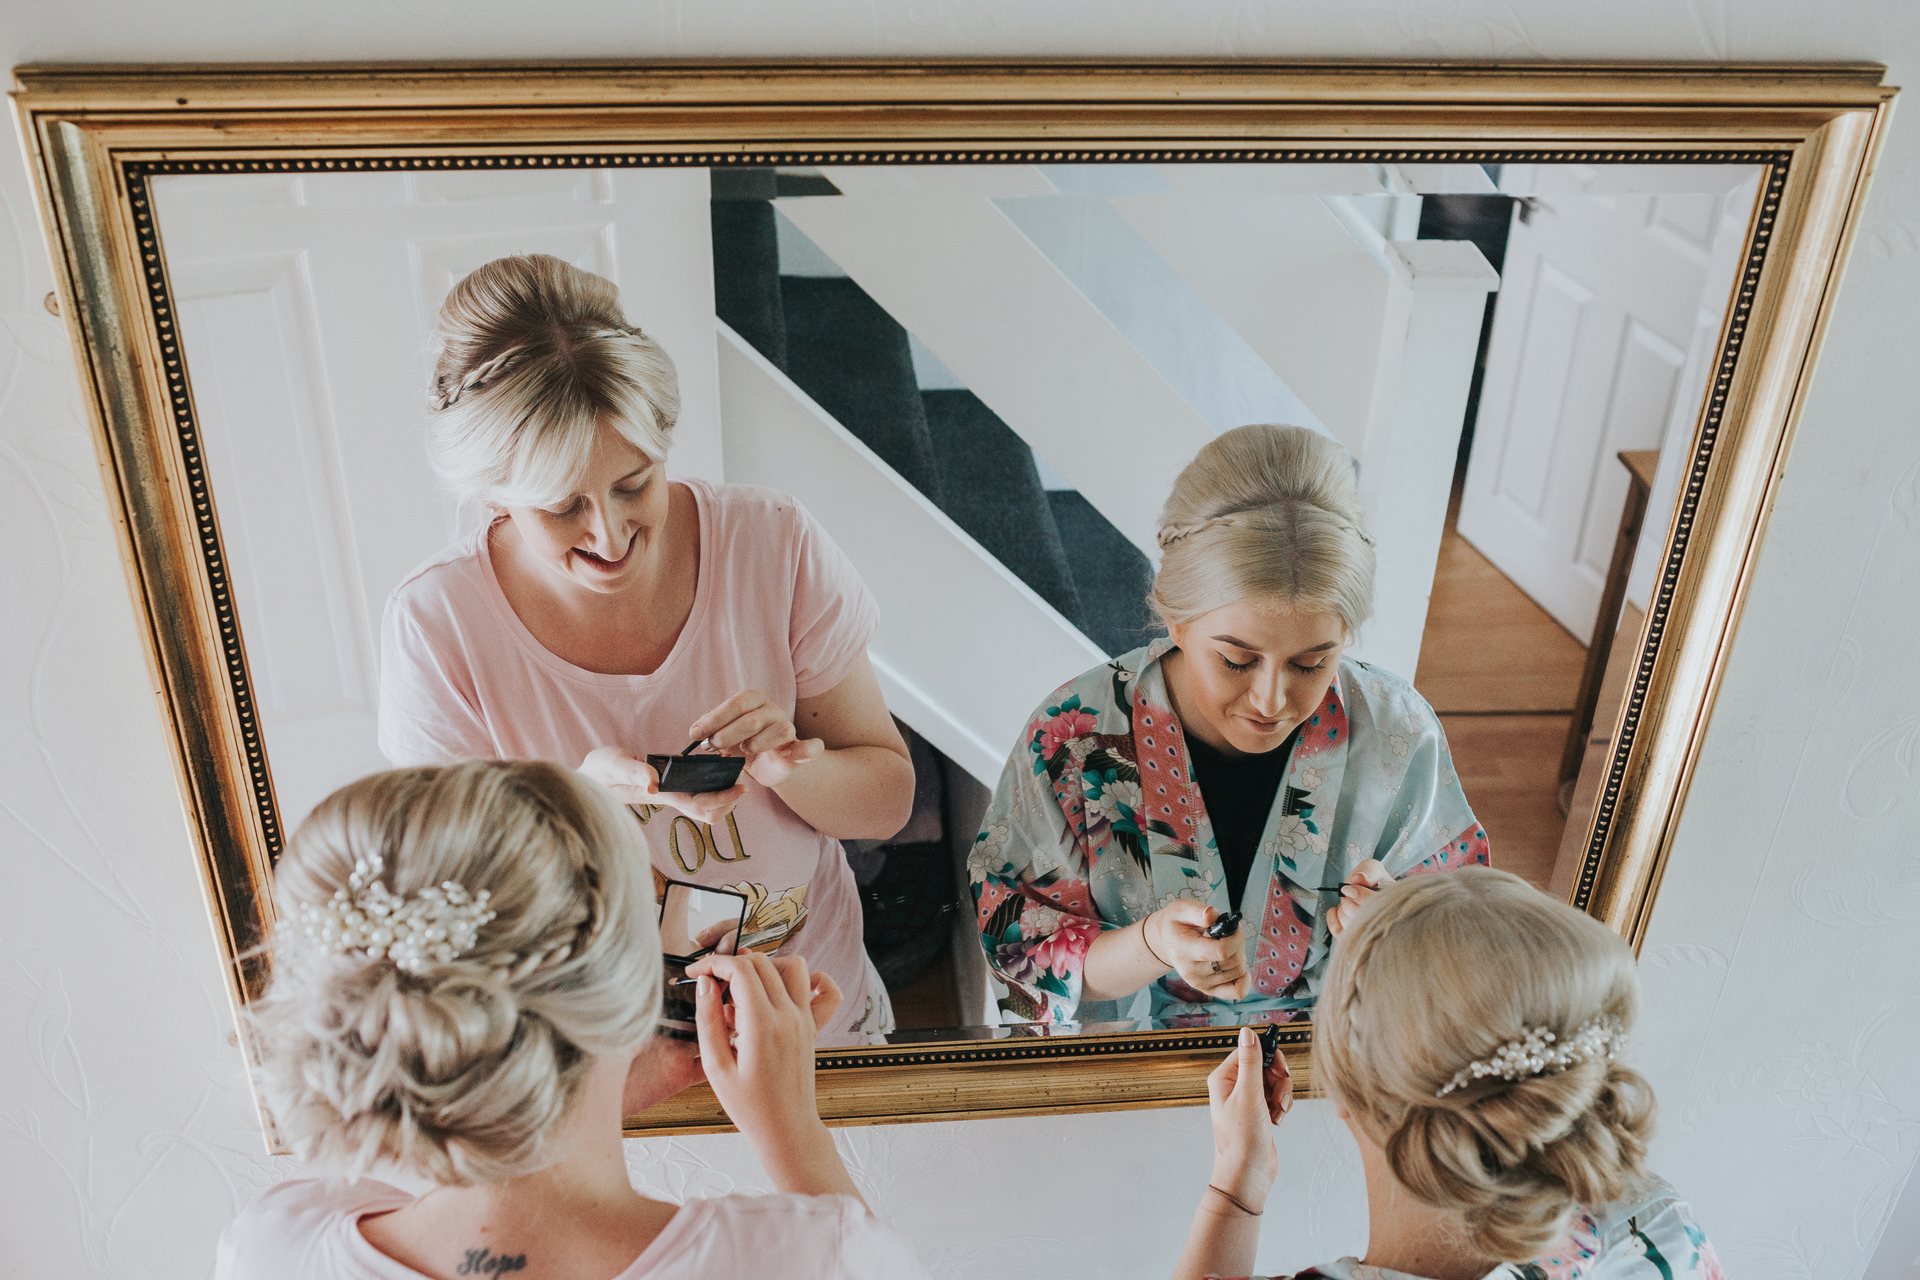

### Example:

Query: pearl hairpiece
xmin=1436 ymin=1015 xmax=1627 ymax=1097
xmin=288 ymin=854 xmax=496 ymax=975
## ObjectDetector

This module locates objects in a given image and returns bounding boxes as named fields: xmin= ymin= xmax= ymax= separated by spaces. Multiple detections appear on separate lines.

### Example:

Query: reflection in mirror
xmin=151 ymin=159 xmax=1760 ymax=1045
xmin=656 ymin=878 xmax=749 ymax=1044
xmin=658 ymin=880 xmax=749 ymax=961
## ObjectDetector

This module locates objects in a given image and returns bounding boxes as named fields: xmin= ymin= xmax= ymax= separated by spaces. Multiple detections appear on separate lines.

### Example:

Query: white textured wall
xmin=1 ymin=4 xmax=1917 ymax=1278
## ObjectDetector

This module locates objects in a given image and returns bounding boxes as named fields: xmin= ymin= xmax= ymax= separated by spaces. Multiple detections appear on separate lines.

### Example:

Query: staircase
xmin=710 ymin=169 xmax=1158 ymax=661
xmin=712 ymin=170 xmax=1165 ymax=998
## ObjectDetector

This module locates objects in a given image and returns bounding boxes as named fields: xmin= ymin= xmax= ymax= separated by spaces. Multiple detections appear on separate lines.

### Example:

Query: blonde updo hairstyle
xmin=1151 ymin=423 xmax=1376 ymax=637
xmin=427 ymin=253 xmax=680 ymax=510
xmin=1313 ymin=867 xmax=1656 ymax=1261
xmin=250 ymin=759 xmax=661 ymax=1186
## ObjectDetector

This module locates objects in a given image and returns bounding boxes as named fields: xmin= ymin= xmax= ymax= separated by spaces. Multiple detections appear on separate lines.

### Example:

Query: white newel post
xmin=1348 ymin=240 xmax=1500 ymax=678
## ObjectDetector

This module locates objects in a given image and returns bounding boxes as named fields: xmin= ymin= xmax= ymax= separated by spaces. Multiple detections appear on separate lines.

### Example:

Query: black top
xmin=1185 ymin=722 xmax=1305 ymax=911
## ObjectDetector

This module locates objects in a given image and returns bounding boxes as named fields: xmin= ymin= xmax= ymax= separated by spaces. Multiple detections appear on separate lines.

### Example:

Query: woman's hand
xmin=687 ymin=951 xmax=866 ymax=1206
xmin=1326 ymin=859 xmax=1392 ymax=937
xmin=693 ymin=920 xmax=741 ymax=954
xmin=714 ymin=968 xmax=844 ymax=1040
xmin=1150 ymin=901 xmax=1253 ymax=1001
xmin=690 ymin=691 xmax=826 ymax=790
xmin=687 ymin=951 xmax=820 ymax=1131
xmin=804 ymin=970 xmax=843 ymax=1036
xmin=1207 ymin=1026 xmax=1286 ymax=1208
xmin=579 ymin=745 xmax=746 ymax=826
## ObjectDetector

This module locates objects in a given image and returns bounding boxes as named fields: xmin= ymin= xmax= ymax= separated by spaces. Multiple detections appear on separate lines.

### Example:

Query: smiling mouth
xmin=573 ymin=538 xmax=635 ymax=571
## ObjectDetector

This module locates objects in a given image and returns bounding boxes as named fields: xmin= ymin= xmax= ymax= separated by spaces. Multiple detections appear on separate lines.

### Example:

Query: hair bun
xmin=1389 ymin=1061 xmax=1655 ymax=1260
xmin=1149 ymin=423 xmax=1376 ymax=634
xmin=265 ymin=954 xmax=580 ymax=1185
xmin=250 ymin=761 xmax=662 ymax=1187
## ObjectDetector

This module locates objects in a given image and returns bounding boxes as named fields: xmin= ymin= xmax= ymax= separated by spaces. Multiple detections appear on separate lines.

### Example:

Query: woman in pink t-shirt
xmin=378 ymin=255 xmax=915 ymax=1046
xmin=218 ymin=760 xmax=929 ymax=1280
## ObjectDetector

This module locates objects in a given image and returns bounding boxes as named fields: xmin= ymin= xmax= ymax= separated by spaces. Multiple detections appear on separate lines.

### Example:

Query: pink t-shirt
xmin=213 ymin=1179 xmax=931 ymax=1280
xmin=378 ymin=478 xmax=880 ymax=1041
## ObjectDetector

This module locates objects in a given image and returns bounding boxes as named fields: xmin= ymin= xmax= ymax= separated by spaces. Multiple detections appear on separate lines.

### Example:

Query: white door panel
xmin=1572 ymin=321 xmax=1687 ymax=577
xmin=1492 ymin=259 xmax=1592 ymax=523
xmin=176 ymin=251 xmax=388 ymax=830
xmin=180 ymin=252 xmax=370 ymax=717
xmin=1458 ymin=185 xmax=1745 ymax=642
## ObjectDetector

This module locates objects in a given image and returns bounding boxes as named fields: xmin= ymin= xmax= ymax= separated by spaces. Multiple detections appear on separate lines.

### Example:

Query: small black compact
xmin=646 ymin=738 xmax=745 ymax=794
xmin=656 ymin=879 xmax=751 ymax=1042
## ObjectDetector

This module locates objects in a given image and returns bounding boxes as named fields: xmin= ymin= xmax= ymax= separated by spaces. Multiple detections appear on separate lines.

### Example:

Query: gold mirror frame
xmin=13 ymin=60 xmax=1893 ymax=1137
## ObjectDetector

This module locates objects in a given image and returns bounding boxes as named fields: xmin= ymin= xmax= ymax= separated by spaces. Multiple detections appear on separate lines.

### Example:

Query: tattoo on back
xmin=457 ymin=1247 xmax=528 ymax=1275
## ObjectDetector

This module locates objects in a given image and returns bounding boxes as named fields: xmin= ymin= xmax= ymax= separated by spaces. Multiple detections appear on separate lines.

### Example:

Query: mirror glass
xmin=658 ymin=880 xmax=750 ymax=962
xmin=150 ymin=158 xmax=1761 ymax=1044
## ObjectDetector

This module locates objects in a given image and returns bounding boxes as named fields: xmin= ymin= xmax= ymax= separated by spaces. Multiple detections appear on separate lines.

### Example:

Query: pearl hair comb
xmin=288 ymin=853 xmax=497 ymax=975
xmin=1436 ymin=1014 xmax=1627 ymax=1097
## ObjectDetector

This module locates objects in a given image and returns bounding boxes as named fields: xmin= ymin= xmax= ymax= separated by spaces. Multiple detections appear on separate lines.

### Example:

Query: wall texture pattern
xmin=0 ymin=4 xmax=1916 ymax=1278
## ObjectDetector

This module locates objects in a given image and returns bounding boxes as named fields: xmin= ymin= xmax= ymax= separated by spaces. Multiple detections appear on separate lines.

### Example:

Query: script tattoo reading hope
xmin=457 ymin=1248 xmax=528 ymax=1276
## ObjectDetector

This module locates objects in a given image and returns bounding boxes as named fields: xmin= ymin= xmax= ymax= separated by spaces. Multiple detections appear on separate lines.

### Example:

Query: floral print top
xmin=968 ymin=640 xmax=1489 ymax=1026
xmin=1220 ymin=1177 xmax=1725 ymax=1280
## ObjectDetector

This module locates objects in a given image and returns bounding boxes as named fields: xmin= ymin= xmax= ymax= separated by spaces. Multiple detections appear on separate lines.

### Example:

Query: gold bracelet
xmin=1207 ymin=1183 xmax=1263 ymax=1217
xmin=1138 ymin=915 xmax=1172 ymax=970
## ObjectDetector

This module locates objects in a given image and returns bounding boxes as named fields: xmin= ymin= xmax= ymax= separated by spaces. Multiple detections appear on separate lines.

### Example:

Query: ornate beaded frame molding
xmin=12 ymin=61 xmax=1894 ymax=1139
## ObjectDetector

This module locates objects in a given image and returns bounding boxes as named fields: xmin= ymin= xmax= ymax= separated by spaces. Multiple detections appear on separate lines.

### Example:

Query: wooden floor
xmin=1414 ymin=486 xmax=1586 ymax=891
xmin=1416 ymin=487 xmax=1588 ymax=714
xmin=888 ymin=941 xmax=961 ymax=1030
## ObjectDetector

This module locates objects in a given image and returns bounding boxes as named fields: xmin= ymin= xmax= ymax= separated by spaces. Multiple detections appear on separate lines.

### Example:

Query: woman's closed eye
xmin=543 ymin=496 xmax=585 ymax=517
xmin=1289 ymin=657 xmax=1329 ymax=675
xmin=1220 ymin=652 xmax=1257 ymax=673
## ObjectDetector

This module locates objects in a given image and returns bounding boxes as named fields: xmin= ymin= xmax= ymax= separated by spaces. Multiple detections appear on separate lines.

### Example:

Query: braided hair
xmin=249 ymin=760 xmax=659 ymax=1186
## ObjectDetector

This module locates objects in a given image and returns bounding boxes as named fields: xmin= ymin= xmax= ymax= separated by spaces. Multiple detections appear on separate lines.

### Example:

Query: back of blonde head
xmin=1150 ymin=424 xmax=1376 ymax=635
xmin=427 ymin=253 xmax=680 ymax=510
xmin=1312 ymin=868 xmax=1655 ymax=1261
xmin=251 ymin=760 xmax=661 ymax=1186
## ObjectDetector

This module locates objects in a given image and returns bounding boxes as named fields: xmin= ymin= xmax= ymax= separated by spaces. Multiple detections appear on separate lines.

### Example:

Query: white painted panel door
xmin=1457 ymin=184 xmax=1735 ymax=642
xmin=154 ymin=169 xmax=719 ymax=829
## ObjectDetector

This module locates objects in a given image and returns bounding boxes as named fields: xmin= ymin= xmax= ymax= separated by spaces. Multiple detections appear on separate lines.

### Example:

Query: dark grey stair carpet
xmin=709 ymin=198 xmax=788 ymax=370
xmin=1047 ymin=490 xmax=1162 ymax=658
xmin=922 ymin=389 xmax=1085 ymax=630
xmin=781 ymin=276 xmax=944 ymax=503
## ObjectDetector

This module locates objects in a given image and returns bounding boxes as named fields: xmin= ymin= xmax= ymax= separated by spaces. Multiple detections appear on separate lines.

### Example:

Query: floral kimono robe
xmin=968 ymin=640 xmax=1489 ymax=1026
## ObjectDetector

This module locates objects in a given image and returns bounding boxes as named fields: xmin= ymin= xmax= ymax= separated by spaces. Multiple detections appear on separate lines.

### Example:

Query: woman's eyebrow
xmin=616 ymin=464 xmax=653 ymax=484
xmin=1293 ymin=640 xmax=1339 ymax=655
